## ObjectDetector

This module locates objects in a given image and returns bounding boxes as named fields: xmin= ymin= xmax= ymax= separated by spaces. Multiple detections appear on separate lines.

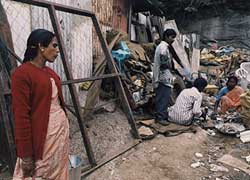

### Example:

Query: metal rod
xmin=48 ymin=5 xmax=96 ymax=166
xmin=91 ymin=15 xmax=140 ymax=139
xmin=65 ymin=98 xmax=119 ymax=111
xmin=0 ymin=38 xmax=23 ymax=64
xmin=81 ymin=164 xmax=92 ymax=173
xmin=7 ymin=48 xmax=23 ymax=64
xmin=81 ymin=140 xmax=141 ymax=177
xmin=12 ymin=0 xmax=94 ymax=17
xmin=127 ymin=0 xmax=132 ymax=41
xmin=64 ymin=105 xmax=77 ymax=117
xmin=61 ymin=73 xmax=122 ymax=85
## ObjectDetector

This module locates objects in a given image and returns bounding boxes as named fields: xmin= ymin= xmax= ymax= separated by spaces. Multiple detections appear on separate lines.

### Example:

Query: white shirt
xmin=153 ymin=41 xmax=175 ymax=88
xmin=168 ymin=87 xmax=203 ymax=125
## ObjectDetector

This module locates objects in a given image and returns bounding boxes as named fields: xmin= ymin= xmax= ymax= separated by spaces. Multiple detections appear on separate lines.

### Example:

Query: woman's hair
xmin=227 ymin=75 xmax=238 ymax=85
xmin=23 ymin=29 xmax=55 ymax=62
xmin=193 ymin=77 xmax=208 ymax=92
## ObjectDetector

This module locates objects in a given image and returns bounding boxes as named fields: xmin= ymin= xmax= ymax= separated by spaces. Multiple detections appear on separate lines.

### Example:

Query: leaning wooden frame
xmin=4 ymin=0 xmax=141 ymax=176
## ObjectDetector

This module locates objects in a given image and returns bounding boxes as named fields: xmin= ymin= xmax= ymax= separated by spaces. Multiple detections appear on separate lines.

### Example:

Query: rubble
xmin=218 ymin=154 xmax=250 ymax=175
xmin=138 ymin=126 xmax=154 ymax=137
xmin=195 ymin=152 xmax=204 ymax=158
xmin=191 ymin=161 xmax=204 ymax=168
xmin=245 ymin=156 xmax=250 ymax=163
xmin=209 ymin=164 xmax=229 ymax=172
xmin=240 ymin=130 xmax=250 ymax=143
xmin=206 ymin=129 xmax=216 ymax=136
xmin=215 ymin=122 xmax=245 ymax=135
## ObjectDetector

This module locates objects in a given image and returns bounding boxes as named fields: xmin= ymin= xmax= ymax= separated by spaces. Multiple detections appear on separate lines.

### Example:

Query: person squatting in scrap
xmin=153 ymin=28 xmax=184 ymax=126
xmin=168 ymin=77 xmax=208 ymax=125
xmin=214 ymin=75 xmax=244 ymax=114
xmin=11 ymin=29 xmax=70 ymax=179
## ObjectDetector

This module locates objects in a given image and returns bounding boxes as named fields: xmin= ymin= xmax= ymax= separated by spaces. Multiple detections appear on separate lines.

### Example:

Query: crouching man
xmin=168 ymin=77 xmax=208 ymax=125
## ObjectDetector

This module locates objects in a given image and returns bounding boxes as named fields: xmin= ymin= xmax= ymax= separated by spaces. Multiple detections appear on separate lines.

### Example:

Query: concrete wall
xmin=179 ymin=12 xmax=250 ymax=49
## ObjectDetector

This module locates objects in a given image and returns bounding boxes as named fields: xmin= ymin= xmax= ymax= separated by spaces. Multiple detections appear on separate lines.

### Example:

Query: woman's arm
xmin=214 ymin=87 xmax=229 ymax=112
xmin=214 ymin=100 xmax=220 ymax=112
xmin=11 ymin=71 xmax=33 ymax=158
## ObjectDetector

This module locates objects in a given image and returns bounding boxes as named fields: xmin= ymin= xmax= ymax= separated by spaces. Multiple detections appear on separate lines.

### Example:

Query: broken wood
xmin=83 ymin=32 xmax=121 ymax=119
xmin=0 ymin=52 xmax=16 ymax=172
xmin=0 ymin=1 xmax=17 ymax=173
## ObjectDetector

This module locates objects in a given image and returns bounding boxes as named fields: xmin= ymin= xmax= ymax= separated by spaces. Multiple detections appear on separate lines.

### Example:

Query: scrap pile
xmin=99 ymin=12 xmax=173 ymax=114
xmin=106 ymin=30 xmax=155 ymax=112
xmin=200 ymin=43 xmax=250 ymax=126
xmin=106 ymin=14 xmax=198 ymax=114
xmin=200 ymin=45 xmax=250 ymax=86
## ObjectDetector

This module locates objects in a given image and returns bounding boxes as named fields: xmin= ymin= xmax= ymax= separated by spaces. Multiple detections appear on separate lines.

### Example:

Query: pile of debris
xmin=200 ymin=45 xmax=250 ymax=84
xmin=106 ymin=30 xmax=155 ymax=113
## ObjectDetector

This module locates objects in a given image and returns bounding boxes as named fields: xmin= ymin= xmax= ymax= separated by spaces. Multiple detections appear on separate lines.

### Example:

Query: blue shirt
xmin=216 ymin=87 xmax=229 ymax=102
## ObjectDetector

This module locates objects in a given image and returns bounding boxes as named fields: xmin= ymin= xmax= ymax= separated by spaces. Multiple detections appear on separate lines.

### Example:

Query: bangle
xmin=22 ymin=160 xmax=33 ymax=165
xmin=22 ymin=158 xmax=33 ymax=164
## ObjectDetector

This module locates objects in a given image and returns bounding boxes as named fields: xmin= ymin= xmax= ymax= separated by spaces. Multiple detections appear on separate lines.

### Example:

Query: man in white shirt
xmin=168 ymin=77 xmax=208 ymax=125
xmin=153 ymin=29 xmax=184 ymax=126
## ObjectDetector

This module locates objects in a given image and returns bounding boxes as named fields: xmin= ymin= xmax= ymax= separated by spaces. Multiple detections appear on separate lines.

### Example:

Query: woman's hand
xmin=21 ymin=157 xmax=35 ymax=177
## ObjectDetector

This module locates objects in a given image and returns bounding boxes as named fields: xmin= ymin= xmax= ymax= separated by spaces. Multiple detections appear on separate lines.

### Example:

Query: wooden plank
xmin=0 ymin=2 xmax=17 ymax=172
xmin=0 ymin=77 xmax=16 ymax=172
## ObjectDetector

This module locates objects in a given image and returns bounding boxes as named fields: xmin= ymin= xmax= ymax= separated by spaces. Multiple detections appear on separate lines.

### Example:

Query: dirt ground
xmin=85 ymin=128 xmax=209 ymax=180
xmin=84 ymin=126 xmax=250 ymax=180
xmin=1 ymin=108 xmax=250 ymax=180
xmin=76 ymin=108 xmax=250 ymax=180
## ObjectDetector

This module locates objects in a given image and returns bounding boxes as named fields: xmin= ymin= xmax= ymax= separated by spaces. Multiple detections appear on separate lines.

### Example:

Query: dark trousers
xmin=155 ymin=83 xmax=172 ymax=120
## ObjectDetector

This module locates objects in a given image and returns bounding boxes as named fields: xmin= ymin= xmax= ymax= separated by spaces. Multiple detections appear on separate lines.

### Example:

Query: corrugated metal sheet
xmin=92 ymin=24 xmax=112 ymax=61
xmin=92 ymin=0 xmax=113 ymax=27
xmin=3 ymin=0 xmax=93 ymax=103
xmin=112 ymin=0 xmax=128 ymax=32
xmin=92 ymin=0 xmax=113 ymax=60
xmin=2 ymin=1 xmax=31 ymax=59
xmin=92 ymin=0 xmax=128 ymax=60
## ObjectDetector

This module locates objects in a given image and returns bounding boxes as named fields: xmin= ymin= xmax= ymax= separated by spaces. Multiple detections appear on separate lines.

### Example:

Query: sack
xmin=240 ymin=91 xmax=250 ymax=109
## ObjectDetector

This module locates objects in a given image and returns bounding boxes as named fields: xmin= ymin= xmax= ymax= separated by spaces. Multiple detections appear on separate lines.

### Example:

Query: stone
xmin=195 ymin=152 xmax=203 ymax=158
xmin=245 ymin=155 xmax=250 ymax=163
xmin=191 ymin=162 xmax=204 ymax=168
xmin=138 ymin=126 xmax=154 ymax=136
xmin=210 ymin=164 xmax=229 ymax=172
xmin=240 ymin=130 xmax=250 ymax=143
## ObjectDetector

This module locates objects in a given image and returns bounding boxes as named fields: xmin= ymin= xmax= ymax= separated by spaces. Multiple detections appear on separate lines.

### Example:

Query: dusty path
xmin=2 ymin=109 xmax=250 ymax=180
xmin=85 ymin=126 xmax=250 ymax=180
xmin=85 ymin=128 xmax=209 ymax=180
